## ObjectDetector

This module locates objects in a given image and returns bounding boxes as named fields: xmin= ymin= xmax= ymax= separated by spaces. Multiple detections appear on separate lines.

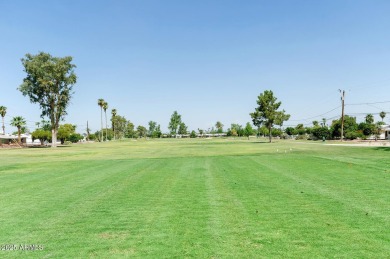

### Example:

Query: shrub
xmin=285 ymin=127 xmax=297 ymax=136
xmin=68 ymin=133 xmax=83 ymax=143
xmin=295 ymin=134 xmax=308 ymax=140
xmin=344 ymin=131 xmax=361 ymax=140
xmin=271 ymin=128 xmax=282 ymax=137
xmin=190 ymin=130 xmax=197 ymax=138
xmin=312 ymin=127 xmax=330 ymax=140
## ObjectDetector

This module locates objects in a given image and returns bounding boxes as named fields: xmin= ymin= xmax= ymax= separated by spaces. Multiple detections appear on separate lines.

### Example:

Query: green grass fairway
xmin=1 ymin=139 xmax=389 ymax=258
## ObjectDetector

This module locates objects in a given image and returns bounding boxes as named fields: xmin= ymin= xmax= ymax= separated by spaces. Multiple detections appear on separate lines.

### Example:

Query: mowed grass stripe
xmin=0 ymin=159 xmax=162 ymax=258
xmin=242 ymin=154 xmax=390 ymax=257
xmin=118 ymin=157 xmax=213 ymax=258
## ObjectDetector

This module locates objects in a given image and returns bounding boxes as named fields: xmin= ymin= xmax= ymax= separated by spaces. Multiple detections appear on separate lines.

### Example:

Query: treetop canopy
xmin=19 ymin=52 xmax=77 ymax=120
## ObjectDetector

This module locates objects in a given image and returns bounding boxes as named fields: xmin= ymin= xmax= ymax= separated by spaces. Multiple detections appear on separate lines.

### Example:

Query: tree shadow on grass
xmin=28 ymin=145 xmax=72 ymax=148
xmin=249 ymin=141 xmax=271 ymax=144
xmin=372 ymin=147 xmax=390 ymax=151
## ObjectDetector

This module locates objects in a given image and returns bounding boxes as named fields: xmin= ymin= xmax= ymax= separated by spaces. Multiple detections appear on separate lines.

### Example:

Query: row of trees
xmin=11 ymin=51 xmax=388 ymax=147
xmin=92 ymin=90 xmax=289 ymax=142
xmin=7 ymin=52 xmax=292 ymax=146
xmin=92 ymin=108 xmax=186 ymax=141
xmin=285 ymin=112 xmax=387 ymax=140
xmin=31 ymin=121 xmax=83 ymax=145
xmin=95 ymin=101 xmax=151 ymax=141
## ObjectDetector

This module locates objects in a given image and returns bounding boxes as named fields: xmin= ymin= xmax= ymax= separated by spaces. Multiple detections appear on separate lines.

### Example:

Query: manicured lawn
xmin=0 ymin=139 xmax=389 ymax=258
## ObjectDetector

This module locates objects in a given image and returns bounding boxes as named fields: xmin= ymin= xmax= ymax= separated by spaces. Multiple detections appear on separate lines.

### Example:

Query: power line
xmin=347 ymin=111 xmax=390 ymax=116
xmin=346 ymin=100 xmax=390 ymax=106
xmin=288 ymin=105 xmax=341 ymax=122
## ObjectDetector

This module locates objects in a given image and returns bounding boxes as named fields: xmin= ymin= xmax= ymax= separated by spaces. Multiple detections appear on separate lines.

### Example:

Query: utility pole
xmin=339 ymin=89 xmax=345 ymax=141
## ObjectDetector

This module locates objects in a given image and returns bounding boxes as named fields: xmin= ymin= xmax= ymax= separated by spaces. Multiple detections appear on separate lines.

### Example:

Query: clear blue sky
xmin=1 ymin=0 xmax=390 ymax=133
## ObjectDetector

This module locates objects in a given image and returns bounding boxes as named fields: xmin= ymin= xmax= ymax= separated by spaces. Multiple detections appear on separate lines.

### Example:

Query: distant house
xmin=380 ymin=125 xmax=390 ymax=140
xmin=0 ymin=134 xmax=27 ymax=145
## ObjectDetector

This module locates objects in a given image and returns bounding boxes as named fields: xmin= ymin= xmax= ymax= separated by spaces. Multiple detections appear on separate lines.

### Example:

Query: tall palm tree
xmin=102 ymin=101 xmax=108 ymax=141
xmin=0 ymin=106 xmax=6 ymax=135
xmin=379 ymin=111 xmax=386 ymax=122
xmin=10 ymin=116 xmax=26 ymax=144
xmin=111 ymin=109 xmax=117 ymax=140
xmin=98 ymin=98 xmax=105 ymax=142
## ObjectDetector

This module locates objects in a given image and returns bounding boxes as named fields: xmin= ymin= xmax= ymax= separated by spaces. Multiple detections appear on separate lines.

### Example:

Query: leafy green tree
xmin=243 ymin=122 xmax=254 ymax=140
xmin=137 ymin=125 xmax=147 ymax=138
xmin=168 ymin=111 xmax=182 ymax=136
xmin=215 ymin=121 xmax=224 ymax=133
xmin=57 ymin=124 xmax=76 ymax=144
xmin=305 ymin=127 xmax=313 ymax=135
xmin=295 ymin=124 xmax=306 ymax=135
xmin=285 ymin=127 xmax=297 ymax=136
xmin=147 ymin=121 xmax=162 ymax=138
xmin=358 ymin=122 xmax=375 ymax=137
xmin=312 ymin=127 xmax=330 ymax=140
xmin=88 ymin=133 xmax=97 ymax=141
xmin=111 ymin=115 xmax=127 ymax=139
xmin=155 ymin=125 xmax=162 ymax=138
xmin=32 ymin=129 xmax=51 ymax=145
xmin=58 ymin=125 xmax=83 ymax=143
xmin=10 ymin=116 xmax=26 ymax=144
xmin=178 ymin=122 xmax=188 ymax=135
xmin=190 ymin=130 xmax=197 ymax=138
xmin=258 ymin=126 xmax=269 ymax=137
xmin=125 ymin=121 xmax=135 ymax=138
xmin=271 ymin=128 xmax=283 ymax=137
xmin=330 ymin=115 xmax=358 ymax=139
xmin=312 ymin=121 xmax=319 ymax=127
xmin=0 ymin=106 xmax=6 ymax=134
xmin=148 ymin=121 xmax=157 ymax=137
xmin=37 ymin=120 xmax=51 ymax=131
xmin=275 ymin=110 xmax=290 ymax=128
xmin=68 ymin=133 xmax=83 ymax=143
xmin=230 ymin=128 xmax=238 ymax=137
xmin=365 ymin=114 xmax=374 ymax=124
xmin=19 ymin=52 xmax=77 ymax=148
xmin=32 ymin=120 xmax=51 ymax=145
xmin=250 ymin=90 xmax=289 ymax=142
xmin=230 ymin=124 xmax=243 ymax=137
xmin=344 ymin=131 xmax=361 ymax=140
xmin=93 ymin=131 xmax=100 ymax=141
xmin=379 ymin=111 xmax=386 ymax=122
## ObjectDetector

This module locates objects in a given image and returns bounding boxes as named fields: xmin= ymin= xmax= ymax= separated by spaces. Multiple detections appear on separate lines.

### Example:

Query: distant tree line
xmin=9 ymin=50 xmax=387 ymax=146
xmin=284 ymin=113 xmax=386 ymax=140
